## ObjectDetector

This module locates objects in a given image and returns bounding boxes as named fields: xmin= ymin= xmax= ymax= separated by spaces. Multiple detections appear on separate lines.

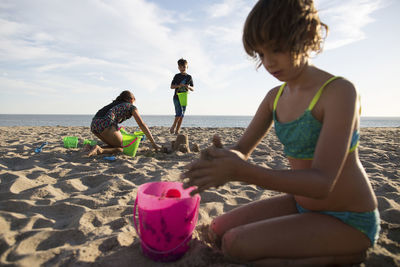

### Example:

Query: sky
xmin=0 ymin=0 xmax=399 ymax=117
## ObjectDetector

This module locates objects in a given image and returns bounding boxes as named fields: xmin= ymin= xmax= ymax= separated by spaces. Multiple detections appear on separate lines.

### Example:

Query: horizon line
xmin=0 ymin=114 xmax=399 ymax=118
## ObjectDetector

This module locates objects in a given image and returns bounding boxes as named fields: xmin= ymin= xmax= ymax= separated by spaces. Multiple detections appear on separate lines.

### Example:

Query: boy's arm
xmin=171 ymin=74 xmax=179 ymax=89
xmin=186 ymin=76 xmax=194 ymax=91
xmin=173 ymin=83 xmax=193 ymax=91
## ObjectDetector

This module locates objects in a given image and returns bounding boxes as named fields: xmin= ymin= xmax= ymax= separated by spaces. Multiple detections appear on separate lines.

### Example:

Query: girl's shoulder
xmin=322 ymin=77 xmax=358 ymax=102
xmin=267 ymin=84 xmax=283 ymax=97
xmin=115 ymin=101 xmax=136 ymax=109
xmin=267 ymin=84 xmax=283 ymax=101
xmin=260 ymin=85 xmax=283 ymax=111
xmin=125 ymin=102 xmax=137 ymax=109
xmin=312 ymin=67 xmax=355 ymax=91
xmin=318 ymin=77 xmax=359 ymax=117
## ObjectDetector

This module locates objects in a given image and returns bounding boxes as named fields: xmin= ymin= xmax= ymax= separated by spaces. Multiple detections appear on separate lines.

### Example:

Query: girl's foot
xmin=82 ymin=143 xmax=91 ymax=152
xmin=87 ymin=145 xmax=102 ymax=157
xmin=208 ymin=224 xmax=222 ymax=249
xmin=170 ymin=127 xmax=174 ymax=134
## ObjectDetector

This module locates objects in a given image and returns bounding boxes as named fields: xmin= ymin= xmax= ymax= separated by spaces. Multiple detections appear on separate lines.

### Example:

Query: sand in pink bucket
xmin=133 ymin=181 xmax=201 ymax=262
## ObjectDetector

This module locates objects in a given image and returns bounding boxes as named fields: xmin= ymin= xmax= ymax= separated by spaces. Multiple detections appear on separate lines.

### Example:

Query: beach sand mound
xmin=0 ymin=126 xmax=398 ymax=266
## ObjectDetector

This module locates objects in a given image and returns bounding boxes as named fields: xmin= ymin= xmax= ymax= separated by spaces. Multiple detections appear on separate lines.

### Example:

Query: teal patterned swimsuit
xmin=274 ymin=76 xmax=380 ymax=245
xmin=296 ymin=203 xmax=380 ymax=245
xmin=273 ymin=76 xmax=359 ymax=160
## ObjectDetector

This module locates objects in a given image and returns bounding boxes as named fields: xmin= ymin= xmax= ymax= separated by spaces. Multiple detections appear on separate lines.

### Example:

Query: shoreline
xmin=0 ymin=126 xmax=399 ymax=266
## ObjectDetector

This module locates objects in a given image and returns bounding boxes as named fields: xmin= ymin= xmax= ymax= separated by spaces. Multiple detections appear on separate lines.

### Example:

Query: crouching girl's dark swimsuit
xmin=91 ymin=101 xmax=136 ymax=134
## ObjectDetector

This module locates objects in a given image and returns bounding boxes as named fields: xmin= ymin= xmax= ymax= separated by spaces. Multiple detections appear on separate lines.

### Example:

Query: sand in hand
xmin=0 ymin=126 xmax=399 ymax=266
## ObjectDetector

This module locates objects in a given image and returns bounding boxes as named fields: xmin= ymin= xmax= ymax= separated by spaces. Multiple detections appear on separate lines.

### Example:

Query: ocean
xmin=0 ymin=114 xmax=399 ymax=128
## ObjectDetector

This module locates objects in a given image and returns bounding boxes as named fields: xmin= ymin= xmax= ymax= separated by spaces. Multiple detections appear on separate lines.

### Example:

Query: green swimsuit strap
xmin=307 ymin=76 xmax=342 ymax=110
xmin=273 ymin=76 xmax=342 ymax=112
xmin=273 ymin=83 xmax=286 ymax=111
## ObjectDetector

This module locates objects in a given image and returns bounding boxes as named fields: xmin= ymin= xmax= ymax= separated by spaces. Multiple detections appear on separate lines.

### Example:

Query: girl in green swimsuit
xmin=182 ymin=0 xmax=380 ymax=265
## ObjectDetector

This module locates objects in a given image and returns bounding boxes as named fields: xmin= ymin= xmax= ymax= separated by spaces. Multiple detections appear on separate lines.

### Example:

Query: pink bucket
xmin=133 ymin=181 xmax=200 ymax=262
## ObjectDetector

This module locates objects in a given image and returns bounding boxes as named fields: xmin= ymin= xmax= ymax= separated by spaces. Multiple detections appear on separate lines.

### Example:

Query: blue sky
xmin=0 ymin=0 xmax=399 ymax=116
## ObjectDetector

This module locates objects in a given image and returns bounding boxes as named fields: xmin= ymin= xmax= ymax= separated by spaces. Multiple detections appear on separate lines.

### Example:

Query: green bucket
xmin=119 ymin=127 xmax=128 ymax=135
xmin=177 ymin=92 xmax=188 ymax=107
xmin=121 ymin=130 xmax=144 ymax=157
xmin=83 ymin=139 xmax=97 ymax=146
xmin=63 ymin=136 xmax=78 ymax=148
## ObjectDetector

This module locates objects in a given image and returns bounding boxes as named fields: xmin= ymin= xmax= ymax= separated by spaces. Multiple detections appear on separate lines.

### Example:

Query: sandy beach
xmin=0 ymin=126 xmax=399 ymax=266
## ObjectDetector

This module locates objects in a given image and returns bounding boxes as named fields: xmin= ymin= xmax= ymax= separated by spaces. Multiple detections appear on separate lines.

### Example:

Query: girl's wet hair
xmin=243 ymin=0 xmax=328 ymax=66
xmin=115 ymin=90 xmax=134 ymax=102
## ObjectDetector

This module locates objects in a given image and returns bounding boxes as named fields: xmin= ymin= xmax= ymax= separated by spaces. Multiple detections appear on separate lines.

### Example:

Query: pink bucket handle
xmin=133 ymin=194 xmax=200 ymax=255
xmin=122 ymin=137 xmax=138 ymax=148
xmin=119 ymin=126 xmax=138 ymax=148
xmin=133 ymin=195 xmax=139 ymax=235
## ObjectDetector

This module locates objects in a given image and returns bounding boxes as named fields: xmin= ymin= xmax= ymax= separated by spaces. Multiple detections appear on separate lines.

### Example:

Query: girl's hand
xmin=200 ymin=135 xmax=223 ymax=160
xmin=182 ymin=147 xmax=246 ymax=196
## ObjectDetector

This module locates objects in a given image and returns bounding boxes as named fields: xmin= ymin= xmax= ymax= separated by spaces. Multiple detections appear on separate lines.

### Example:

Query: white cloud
xmin=203 ymin=0 xmax=256 ymax=51
xmin=316 ymin=0 xmax=386 ymax=49
xmin=0 ymin=0 xmax=394 ymax=116
xmin=207 ymin=0 xmax=250 ymax=18
xmin=0 ymin=0 xmax=253 ymax=100
xmin=0 ymin=1 xmax=181 ymax=99
xmin=207 ymin=2 xmax=233 ymax=18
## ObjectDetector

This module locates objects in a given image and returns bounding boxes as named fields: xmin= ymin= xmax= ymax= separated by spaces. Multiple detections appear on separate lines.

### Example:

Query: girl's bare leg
xmin=81 ymin=143 xmax=92 ymax=152
xmin=87 ymin=127 xmax=123 ymax=156
xmin=93 ymin=132 xmax=108 ymax=145
xmin=210 ymin=194 xmax=298 ymax=244
xmin=87 ymin=145 xmax=102 ymax=156
xmin=87 ymin=145 xmax=122 ymax=156
xmin=97 ymin=127 xmax=122 ymax=147
xmin=251 ymin=252 xmax=366 ymax=267
xmin=213 ymin=196 xmax=370 ymax=265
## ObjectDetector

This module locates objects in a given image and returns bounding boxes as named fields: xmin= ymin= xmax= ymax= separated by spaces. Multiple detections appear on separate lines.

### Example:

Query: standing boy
xmin=170 ymin=58 xmax=194 ymax=134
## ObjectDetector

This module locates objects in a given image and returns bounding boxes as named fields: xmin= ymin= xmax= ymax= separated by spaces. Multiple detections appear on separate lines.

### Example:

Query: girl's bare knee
xmin=221 ymin=228 xmax=245 ymax=260
xmin=210 ymin=217 xmax=223 ymax=236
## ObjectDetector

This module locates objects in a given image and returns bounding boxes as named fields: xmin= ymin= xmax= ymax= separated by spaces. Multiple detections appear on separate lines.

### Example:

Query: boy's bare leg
xmin=170 ymin=117 xmax=179 ymax=134
xmin=175 ymin=116 xmax=183 ymax=134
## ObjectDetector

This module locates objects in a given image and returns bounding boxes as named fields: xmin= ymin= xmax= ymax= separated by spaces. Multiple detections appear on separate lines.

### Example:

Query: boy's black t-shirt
xmin=171 ymin=73 xmax=193 ymax=96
